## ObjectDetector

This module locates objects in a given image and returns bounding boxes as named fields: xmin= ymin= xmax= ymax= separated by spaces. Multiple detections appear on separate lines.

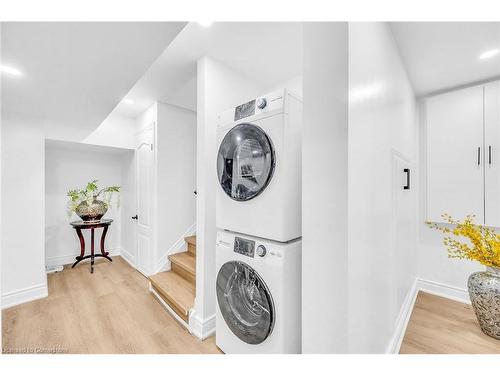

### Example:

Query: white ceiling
xmin=114 ymin=22 xmax=303 ymax=117
xmin=1 ymin=22 xmax=186 ymax=129
xmin=390 ymin=22 xmax=500 ymax=97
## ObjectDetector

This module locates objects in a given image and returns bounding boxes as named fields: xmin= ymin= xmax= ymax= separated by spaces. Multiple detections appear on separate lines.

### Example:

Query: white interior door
xmin=485 ymin=81 xmax=500 ymax=227
xmin=426 ymin=85 xmax=484 ymax=223
xmin=136 ymin=124 xmax=155 ymax=275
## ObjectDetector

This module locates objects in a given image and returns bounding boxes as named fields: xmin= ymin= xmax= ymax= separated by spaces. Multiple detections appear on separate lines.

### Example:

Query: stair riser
xmin=187 ymin=243 xmax=196 ymax=255
xmin=151 ymin=284 xmax=189 ymax=322
xmin=171 ymin=263 xmax=196 ymax=285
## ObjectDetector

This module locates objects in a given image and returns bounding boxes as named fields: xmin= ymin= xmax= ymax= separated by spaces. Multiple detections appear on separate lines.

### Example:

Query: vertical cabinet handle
xmin=489 ymin=146 xmax=492 ymax=165
xmin=403 ymin=168 xmax=410 ymax=190
xmin=478 ymin=147 xmax=481 ymax=165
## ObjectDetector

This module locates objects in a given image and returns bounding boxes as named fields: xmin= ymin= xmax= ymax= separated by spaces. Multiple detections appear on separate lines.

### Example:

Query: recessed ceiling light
xmin=479 ymin=49 xmax=499 ymax=60
xmin=123 ymin=99 xmax=134 ymax=105
xmin=0 ymin=64 xmax=23 ymax=77
xmin=198 ymin=21 xmax=213 ymax=27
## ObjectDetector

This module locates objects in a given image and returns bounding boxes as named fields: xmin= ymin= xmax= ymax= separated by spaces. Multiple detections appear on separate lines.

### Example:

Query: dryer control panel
xmin=234 ymin=236 xmax=255 ymax=258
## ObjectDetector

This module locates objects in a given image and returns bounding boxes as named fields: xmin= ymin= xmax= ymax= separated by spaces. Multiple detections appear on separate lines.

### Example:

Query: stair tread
xmin=185 ymin=235 xmax=196 ymax=246
xmin=149 ymin=271 xmax=195 ymax=317
xmin=169 ymin=252 xmax=196 ymax=276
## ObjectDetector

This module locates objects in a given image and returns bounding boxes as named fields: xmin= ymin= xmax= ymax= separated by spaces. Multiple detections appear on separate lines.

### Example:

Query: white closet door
xmin=426 ymin=85 xmax=484 ymax=223
xmin=485 ymin=81 xmax=500 ymax=227
xmin=136 ymin=123 xmax=155 ymax=275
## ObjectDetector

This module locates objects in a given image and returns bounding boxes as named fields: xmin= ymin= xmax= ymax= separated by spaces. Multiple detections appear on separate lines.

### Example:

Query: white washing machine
xmin=216 ymin=89 xmax=302 ymax=242
xmin=215 ymin=230 xmax=301 ymax=354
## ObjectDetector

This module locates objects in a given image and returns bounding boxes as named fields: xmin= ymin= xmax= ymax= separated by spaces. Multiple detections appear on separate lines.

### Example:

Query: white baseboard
xmin=386 ymin=279 xmax=419 ymax=354
xmin=45 ymin=248 xmax=121 ymax=269
xmin=1 ymin=283 xmax=48 ymax=309
xmin=189 ymin=311 xmax=216 ymax=340
xmin=386 ymin=277 xmax=471 ymax=354
xmin=120 ymin=247 xmax=136 ymax=268
xmin=416 ymin=278 xmax=470 ymax=304
xmin=156 ymin=222 xmax=196 ymax=273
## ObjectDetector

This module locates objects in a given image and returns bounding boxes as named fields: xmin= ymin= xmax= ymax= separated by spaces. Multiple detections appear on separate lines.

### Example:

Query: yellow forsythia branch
xmin=426 ymin=214 xmax=500 ymax=268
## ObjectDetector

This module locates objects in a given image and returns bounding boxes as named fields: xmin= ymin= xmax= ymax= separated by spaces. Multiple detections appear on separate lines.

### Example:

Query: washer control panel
xmin=234 ymin=236 xmax=255 ymax=258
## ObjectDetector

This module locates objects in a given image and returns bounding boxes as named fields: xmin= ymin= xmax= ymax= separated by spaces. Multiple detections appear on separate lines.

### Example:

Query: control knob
xmin=256 ymin=245 xmax=267 ymax=257
xmin=256 ymin=97 xmax=267 ymax=109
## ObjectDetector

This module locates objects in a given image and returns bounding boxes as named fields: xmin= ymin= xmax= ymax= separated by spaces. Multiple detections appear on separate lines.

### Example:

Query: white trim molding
xmin=156 ymin=222 xmax=196 ymax=273
xmin=2 ymin=283 xmax=48 ymax=309
xmin=386 ymin=279 xmax=419 ymax=354
xmin=189 ymin=311 xmax=216 ymax=340
xmin=416 ymin=278 xmax=470 ymax=304
xmin=119 ymin=247 xmax=136 ymax=269
xmin=386 ymin=277 xmax=471 ymax=354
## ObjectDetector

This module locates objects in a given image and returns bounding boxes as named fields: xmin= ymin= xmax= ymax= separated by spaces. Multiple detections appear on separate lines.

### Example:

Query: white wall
xmin=1 ymin=114 xmax=47 ymax=307
xmin=0 ymin=22 xmax=4 ymax=313
xmin=348 ymin=22 xmax=418 ymax=353
xmin=417 ymin=101 xmax=482 ymax=293
xmin=302 ymin=22 xmax=348 ymax=354
xmin=83 ymin=113 xmax=138 ymax=149
xmin=1 ymin=110 xmax=136 ymax=307
xmin=267 ymin=75 xmax=303 ymax=97
xmin=156 ymin=102 xmax=196 ymax=264
xmin=195 ymin=57 xmax=265 ymax=338
xmin=44 ymin=141 xmax=133 ymax=267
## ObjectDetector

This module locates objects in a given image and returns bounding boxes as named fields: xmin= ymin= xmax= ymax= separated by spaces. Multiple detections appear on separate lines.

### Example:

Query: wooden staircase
xmin=149 ymin=235 xmax=196 ymax=324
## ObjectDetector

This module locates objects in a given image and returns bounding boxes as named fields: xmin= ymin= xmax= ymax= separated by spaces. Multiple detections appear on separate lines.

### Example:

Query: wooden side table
xmin=70 ymin=219 xmax=113 ymax=273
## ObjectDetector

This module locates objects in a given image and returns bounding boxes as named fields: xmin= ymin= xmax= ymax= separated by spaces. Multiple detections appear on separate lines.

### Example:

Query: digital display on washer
xmin=234 ymin=237 xmax=255 ymax=258
xmin=234 ymin=99 xmax=256 ymax=121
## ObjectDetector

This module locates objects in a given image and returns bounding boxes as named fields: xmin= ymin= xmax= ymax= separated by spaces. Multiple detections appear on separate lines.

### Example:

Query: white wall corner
xmin=189 ymin=309 xmax=216 ymax=340
xmin=386 ymin=278 xmax=419 ymax=354
xmin=416 ymin=278 xmax=471 ymax=304
xmin=156 ymin=222 xmax=196 ymax=273
xmin=386 ymin=276 xmax=471 ymax=354
xmin=1 ymin=283 xmax=48 ymax=309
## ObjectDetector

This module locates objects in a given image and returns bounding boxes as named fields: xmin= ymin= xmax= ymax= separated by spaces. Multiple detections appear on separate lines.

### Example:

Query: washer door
xmin=216 ymin=261 xmax=275 ymax=345
xmin=217 ymin=123 xmax=275 ymax=201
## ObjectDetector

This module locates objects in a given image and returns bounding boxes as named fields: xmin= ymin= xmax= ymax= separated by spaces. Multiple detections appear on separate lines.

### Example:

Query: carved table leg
xmin=100 ymin=225 xmax=113 ymax=262
xmin=91 ymin=228 xmax=95 ymax=274
xmin=72 ymin=228 xmax=86 ymax=268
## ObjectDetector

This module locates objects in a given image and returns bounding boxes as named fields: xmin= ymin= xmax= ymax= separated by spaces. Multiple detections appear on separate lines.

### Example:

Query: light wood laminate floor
xmin=400 ymin=291 xmax=500 ymax=354
xmin=2 ymin=257 xmax=221 ymax=354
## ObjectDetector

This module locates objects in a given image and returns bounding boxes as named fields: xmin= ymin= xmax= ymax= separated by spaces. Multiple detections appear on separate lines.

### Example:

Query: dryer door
xmin=217 ymin=123 xmax=275 ymax=201
xmin=216 ymin=261 xmax=275 ymax=345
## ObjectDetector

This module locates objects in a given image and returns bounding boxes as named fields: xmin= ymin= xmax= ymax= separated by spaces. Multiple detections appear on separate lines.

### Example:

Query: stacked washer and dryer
xmin=215 ymin=89 xmax=302 ymax=354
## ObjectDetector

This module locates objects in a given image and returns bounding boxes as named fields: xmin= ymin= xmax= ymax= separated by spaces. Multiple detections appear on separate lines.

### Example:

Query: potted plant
xmin=67 ymin=179 xmax=120 ymax=222
xmin=428 ymin=214 xmax=500 ymax=339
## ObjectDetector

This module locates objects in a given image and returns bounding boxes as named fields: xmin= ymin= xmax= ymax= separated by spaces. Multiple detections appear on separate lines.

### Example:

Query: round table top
xmin=70 ymin=219 xmax=113 ymax=228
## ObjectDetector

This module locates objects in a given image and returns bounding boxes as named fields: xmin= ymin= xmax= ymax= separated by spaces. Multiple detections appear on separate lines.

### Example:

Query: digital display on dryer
xmin=234 ymin=99 xmax=256 ymax=121
xmin=234 ymin=237 xmax=255 ymax=258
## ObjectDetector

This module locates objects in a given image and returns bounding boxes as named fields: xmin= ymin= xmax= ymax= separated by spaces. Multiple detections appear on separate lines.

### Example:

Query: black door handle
xmin=131 ymin=215 xmax=138 ymax=220
xmin=403 ymin=168 xmax=410 ymax=190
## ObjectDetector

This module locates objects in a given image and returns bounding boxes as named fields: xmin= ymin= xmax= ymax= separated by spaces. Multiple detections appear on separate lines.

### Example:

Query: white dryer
xmin=215 ymin=230 xmax=301 ymax=354
xmin=216 ymin=89 xmax=302 ymax=242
